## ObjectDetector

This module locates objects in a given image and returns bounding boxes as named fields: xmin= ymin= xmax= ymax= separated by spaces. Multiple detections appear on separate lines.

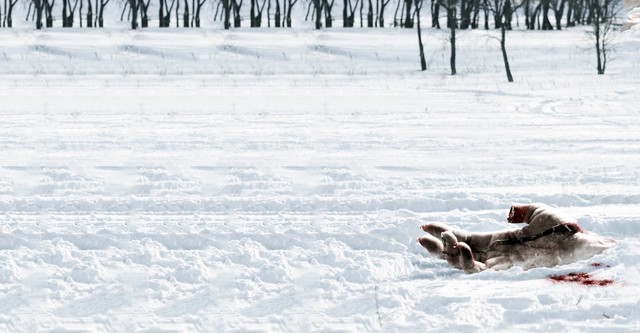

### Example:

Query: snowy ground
xmin=0 ymin=25 xmax=639 ymax=332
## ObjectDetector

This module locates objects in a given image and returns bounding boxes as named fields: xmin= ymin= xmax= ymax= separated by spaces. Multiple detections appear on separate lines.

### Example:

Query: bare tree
xmin=550 ymin=0 xmax=566 ymax=29
xmin=274 ymin=0 xmax=281 ymax=27
xmin=34 ymin=0 xmax=45 ymax=28
xmin=488 ymin=0 xmax=523 ymax=82
xmin=566 ymin=0 xmax=575 ymax=26
xmin=159 ymin=0 xmax=175 ymax=26
xmin=251 ymin=0 xmax=257 ymax=25
xmin=128 ymin=0 xmax=138 ymax=28
xmin=589 ymin=0 xmax=620 ymax=74
xmin=3 ymin=0 xmax=18 ymax=27
xmin=415 ymin=0 xmax=426 ymax=70
xmin=283 ymin=0 xmax=296 ymax=26
xmin=471 ymin=0 xmax=481 ymax=27
xmin=183 ymin=0 xmax=189 ymax=27
xmin=167 ymin=0 xmax=176 ymax=26
xmin=219 ymin=0 xmax=231 ymax=28
xmin=323 ymin=0 xmax=334 ymax=26
xmin=94 ymin=0 xmax=109 ymax=26
xmin=523 ymin=0 xmax=537 ymax=29
xmin=540 ymin=0 xmax=553 ymax=29
xmin=403 ymin=0 xmax=413 ymax=27
xmin=44 ymin=0 xmax=54 ymax=27
xmin=86 ymin=0 xmax=93 ymax=26
xmin=62 ymin=0 xmax=79 ymax=27
xmin=140 ymin=0 xmax=150 ymax=27
xmin=193 ymin=0 xmax=204 ymax=26
xmin=343 ymin=0 xmax=359 ymax=26
xmin=250 ymin=0 xmax=267 ymax=26
xmin=378 ymin=0 xmax=389 ymax=26
xmin=312 ymin=0 xmax=323 ymax=28
xmin=438 ymin=0 xmax=457 ymax=74
xmin=431 ymin=0 xmax=440 ymax=27
xmin=232 ymin=0 xmax=241 ymax=27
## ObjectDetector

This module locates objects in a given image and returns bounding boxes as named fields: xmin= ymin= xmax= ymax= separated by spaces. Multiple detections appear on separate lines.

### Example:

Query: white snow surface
xmin=0 ymin=26 xmax=639 ymax=332
xmin=628 ymin=7 xmax=640 ymax=25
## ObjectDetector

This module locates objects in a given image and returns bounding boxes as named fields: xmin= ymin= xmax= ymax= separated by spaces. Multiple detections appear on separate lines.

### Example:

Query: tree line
xmin=0 ymin=0 xmax=616 ymax=31
xmin=0 ymin=0 xmax=621 ymax=77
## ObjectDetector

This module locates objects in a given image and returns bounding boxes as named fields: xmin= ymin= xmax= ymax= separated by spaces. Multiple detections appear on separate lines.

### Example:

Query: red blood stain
xmin=590 ymin=262 xmax=611 ymax=268
xmin=548 ymin=272 xmax=614 ymax=286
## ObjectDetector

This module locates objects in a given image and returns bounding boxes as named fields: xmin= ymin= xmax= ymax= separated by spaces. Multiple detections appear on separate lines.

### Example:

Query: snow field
xmin=0 ymin=25 xmax=639 ymax=331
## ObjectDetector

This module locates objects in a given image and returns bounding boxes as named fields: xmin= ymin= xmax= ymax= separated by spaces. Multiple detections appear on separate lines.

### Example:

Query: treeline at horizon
xmin=0 ymin=0 xmax=619 ymax=31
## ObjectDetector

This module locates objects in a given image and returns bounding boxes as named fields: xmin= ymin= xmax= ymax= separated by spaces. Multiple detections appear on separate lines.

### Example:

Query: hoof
xmin=454 ymin=242 xmax=473 ymax=259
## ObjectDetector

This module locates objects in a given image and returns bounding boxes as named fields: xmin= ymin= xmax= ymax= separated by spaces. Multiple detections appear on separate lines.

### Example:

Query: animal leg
xmin=485 ymin=256 xmax=514 ymax=271
xmin=421 ymin=222 xmax=471 ymax=245
xmin=417 ymin=233 xmax=446 ymax=260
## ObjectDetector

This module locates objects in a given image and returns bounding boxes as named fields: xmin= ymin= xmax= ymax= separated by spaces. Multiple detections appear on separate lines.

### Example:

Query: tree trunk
xmin=233 ymin=0 xmax=241 ymax=27
xmin=500 ymin=24 xmax=513 ymax=82
xmin=275 ymin=0 xmax=281 ymax=27
xmin=224 ymin=0 xmax=231 ymax=28
xmin=415 ymin=0 xmax=426 ymax=70
xmin=524 ymin=0 xmax=530 ymax=28
xmin=493 ymin=0 xmax=501 ymax=28
xmin=34 ymin=0 xmax=42 ymax=29
xmin=566 ymin=0 xmax=574 ymax=26
xmin=97 ymin=0 xmax=106 ymax=27
xmin=379 ymin=0 xmax=388 ymax=27
xmin=129 ymin=0 xmax=137 ymax=29
xmin=595 ymin=31 xmax=603 ymax=74
xmin=431 ymin=0 xmax=440 ymax=28
xmin=593 ymin=0 xmax=604 ymax=74
xmin=314 ymin=0 xmax=322 ymax=29
xmin=460 ymin=0 xmax=471 ymax=29
xmin=529 ymin=3 xmax=540 ymax=29
xmin=483 ymin=0 xmax=489 ymax=29
xmin=6 ymin=0 xmax=17 ymax=27
xmin=195 ymin=0 xmax=203 ymax=27
xmin=63 ymin=0 xmax=69 ymax=27
xmin=45 ymin=0 xmax=53 ymax=27
xmin=504 ymin=0 xmax=512 ymax=29
xmin=446 ymin=2 xmax=456 ymax=29
xmin=554 ymin=0 xmax=565 ymax=30
xmin=285 ymin=0 xmax=294 ymax=27
xmin=343 ymin=0 xmax=349 ymax=26
xmin=87 ymin=0 xmax=93 ymax=27
xmin=393 ymin=0 xmax=400 ymax=26
xmin=542 ymin=0 xmax=553 ymax=29
xmin=324 ymin=0 xmax=332 ymax=27
xmin=471 ymin=0 xmax=480 ymax=28
xmin=349 ymin=2 xmax=357 ymax=26
xmin=403 ymin=0 xmax=413 ymax=27
xmin=450 ymin=16 xmax=456 ymax=75
xmin=251 ymin=0 xmax=257 ymax=26
xmin=159 ymin=0 xmax=165 ymax=26
xmin=140 ymin=0 xmax=149 ymax=27
xmin=183 ymin=0 xmax=189 ymax=27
